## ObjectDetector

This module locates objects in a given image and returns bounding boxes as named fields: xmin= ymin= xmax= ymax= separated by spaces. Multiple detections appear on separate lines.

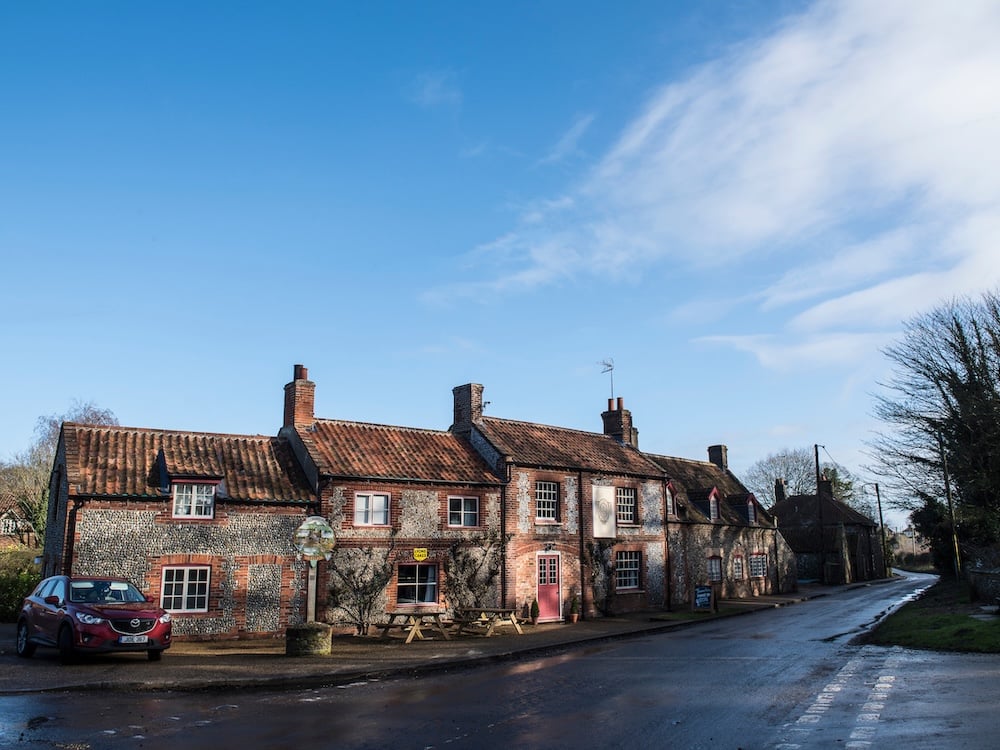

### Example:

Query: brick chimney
xmin=451 ymin=383 xmax=484 ymax=437
xmin=708 ymin=444 xmax=728 ymax=470
xmin=818 ymin=476 xmax=834 ymax=501
xmin=602 ymin=396 xmax=638 ymax=448
xmin=283 ymin=364 xmax=315 ymax=429
xmin=774 ymin=477 xmax=788 ymax=504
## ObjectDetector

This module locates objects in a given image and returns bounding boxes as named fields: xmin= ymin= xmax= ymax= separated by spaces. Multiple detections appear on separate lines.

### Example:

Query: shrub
xmin=0 ymin=549 xmax=42 ymax=622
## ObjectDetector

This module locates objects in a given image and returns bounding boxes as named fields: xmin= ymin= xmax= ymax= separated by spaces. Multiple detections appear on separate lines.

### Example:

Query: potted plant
xmin=568 ymin=594 xmax=580 ymax=623
xmin=530 ymin=598 xmax=540 ymax=625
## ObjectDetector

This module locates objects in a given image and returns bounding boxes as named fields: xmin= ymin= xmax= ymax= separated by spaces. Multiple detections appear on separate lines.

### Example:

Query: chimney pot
xmin=617 ymin=397 xmax=623 ymax=410
xmin=602 ymin=396 xmax=638 ymax=448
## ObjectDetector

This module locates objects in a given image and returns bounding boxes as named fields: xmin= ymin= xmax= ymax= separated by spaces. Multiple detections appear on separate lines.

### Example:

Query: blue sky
xmin=4 ymin=1 xmax=999 ymax=527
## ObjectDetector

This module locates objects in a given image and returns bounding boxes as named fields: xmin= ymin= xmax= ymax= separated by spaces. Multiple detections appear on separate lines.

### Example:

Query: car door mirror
xmin=44 ymin=595 xmax=60 ymax=605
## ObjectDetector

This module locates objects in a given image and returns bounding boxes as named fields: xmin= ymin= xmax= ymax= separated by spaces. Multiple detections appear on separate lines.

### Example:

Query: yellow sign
xmin=413 ymin=548 xmax=428 ymax=561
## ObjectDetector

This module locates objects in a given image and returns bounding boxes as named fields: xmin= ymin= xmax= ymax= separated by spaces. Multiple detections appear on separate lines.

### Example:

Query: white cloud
xmin=696 ymin=330 xmax=895 ymax=372
xmin=409 ymin=70 xmax=462 ymax=108
xmin=538 ymin=113 xmax=596 ymax=166
xmin=442 ymin=0 xmax=1000 ymax=369
xmin=759 ymin=227 xmax=923 ymax=311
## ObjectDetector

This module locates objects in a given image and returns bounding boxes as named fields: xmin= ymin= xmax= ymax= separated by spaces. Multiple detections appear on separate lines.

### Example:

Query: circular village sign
xmin=294 ymin=516 xmax=336 ymax=562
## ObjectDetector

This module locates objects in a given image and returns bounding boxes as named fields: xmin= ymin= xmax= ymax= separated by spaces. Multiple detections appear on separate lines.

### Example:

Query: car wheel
xmin=147 ymin=649 xmax=162 ymax=662
xmin=58 ymin=625 xmax=76 ymax=665
xmin=15 ymin=621 xmax=35 ymax=658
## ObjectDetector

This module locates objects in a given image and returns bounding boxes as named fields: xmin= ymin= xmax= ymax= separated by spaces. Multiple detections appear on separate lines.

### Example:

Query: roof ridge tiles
xmin=65 ymin=422 xmax=277 ymax=442
xmin=312 ymin=417 xmax=453 ymax=436
xmin=480 ymin=415 xmax=627 ymax=440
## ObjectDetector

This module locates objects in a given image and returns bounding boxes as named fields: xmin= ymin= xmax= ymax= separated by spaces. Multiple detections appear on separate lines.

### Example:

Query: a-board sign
xmin=693 ymin=584 xmax=713 ymax=611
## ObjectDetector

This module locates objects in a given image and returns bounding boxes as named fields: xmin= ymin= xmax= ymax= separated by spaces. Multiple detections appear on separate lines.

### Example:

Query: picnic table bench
xmin=377 ymin=610 xmax=451 ymax=644
xmin=451 ymin=607 xmax=523 ymax=637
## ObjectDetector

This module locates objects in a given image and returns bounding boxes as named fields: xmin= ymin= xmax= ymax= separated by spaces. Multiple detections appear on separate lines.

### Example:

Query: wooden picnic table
xmin=378 ymin=610 xmax=452 ymax=644
xmin=451 ymin=607 xmax=524 ymax=637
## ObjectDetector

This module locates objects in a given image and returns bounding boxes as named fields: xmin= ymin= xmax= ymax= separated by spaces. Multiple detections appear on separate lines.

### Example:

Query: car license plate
xmin=119 ymin=635 xmax=148 ymax=644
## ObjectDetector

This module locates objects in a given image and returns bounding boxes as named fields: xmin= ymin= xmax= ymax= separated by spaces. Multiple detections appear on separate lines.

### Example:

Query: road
xmin=2 ymin=571 xmax=997 ymax=749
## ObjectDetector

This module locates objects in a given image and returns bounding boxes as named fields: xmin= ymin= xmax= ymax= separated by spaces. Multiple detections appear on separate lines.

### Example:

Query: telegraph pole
xmin=874 ymin=483 xmax=889 ymax=577
xmin=815 ymin=444 xmax=825 ymax=584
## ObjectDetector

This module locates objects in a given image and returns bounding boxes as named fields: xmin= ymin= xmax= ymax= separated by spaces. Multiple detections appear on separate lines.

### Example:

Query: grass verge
xmin=862 ymin=578 xmax=1000 ymax=653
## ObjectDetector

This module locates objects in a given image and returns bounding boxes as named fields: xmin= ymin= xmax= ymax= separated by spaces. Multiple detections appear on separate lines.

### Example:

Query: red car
xmin=16 ymin=575 xmax=172 ymax=663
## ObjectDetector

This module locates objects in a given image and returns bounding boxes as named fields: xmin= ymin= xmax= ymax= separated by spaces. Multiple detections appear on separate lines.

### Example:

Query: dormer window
xmin=747 ymin=500 xmax=757 ymax=524
xmin=172 ymin=483 xmax=216 ymax=519
xmin=709 ymin=494 xmax=719 ymax=521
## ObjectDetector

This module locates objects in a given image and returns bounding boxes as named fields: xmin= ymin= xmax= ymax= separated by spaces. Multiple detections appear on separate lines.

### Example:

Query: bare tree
xmin=869 ymin=290 xmax=1000 ymax=565
xmin=743 ymin=448 xmax=816 ymax=507
xmin=326 ymin=538 xmax=396 ymax=635
xmin=0 ymin=401 xmax=117 ymax=548
xmin=585 ymin=540 xmax=616 ymax=616
xmin=744 ymin=448 xmax=863 ymax=513
xmin=444 ymin=528 xmax=510 ymax=609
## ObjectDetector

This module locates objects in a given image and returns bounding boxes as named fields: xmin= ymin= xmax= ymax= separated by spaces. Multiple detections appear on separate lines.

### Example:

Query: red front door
xmin=537 ymin=554 xmax=561 ymax=620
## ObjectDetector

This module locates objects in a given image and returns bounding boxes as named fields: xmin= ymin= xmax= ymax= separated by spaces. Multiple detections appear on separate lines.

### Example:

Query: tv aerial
xmin=599 ymin=358 xmax=615 ymax=400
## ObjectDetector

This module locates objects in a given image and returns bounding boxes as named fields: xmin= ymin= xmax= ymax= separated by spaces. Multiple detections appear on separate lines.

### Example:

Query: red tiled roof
xmin=477 ymin=417 xmax=665 ymax=477
xmin=301 ymin=420 xmax=499 ymax=485
xmin=63 ymin=423 xmax=314 ymax=502
xmin=0 ymin=490 xmax=18 ymax=515
xmin=772 ymin=493 xmax=877 ymax=528
xmin=646 ymin=453 xmax=772 ymax=526
xmin=646 ymin=454 xmax=748 ymax=496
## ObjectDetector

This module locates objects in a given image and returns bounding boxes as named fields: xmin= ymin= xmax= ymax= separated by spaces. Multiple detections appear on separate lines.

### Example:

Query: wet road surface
xmin=3 ymin=572 xmax=996 ymax=749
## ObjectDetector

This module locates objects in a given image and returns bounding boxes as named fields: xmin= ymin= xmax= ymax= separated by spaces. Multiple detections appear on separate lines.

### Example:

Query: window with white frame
xmin=172 ymin=483 xmax=216 ymax=519
xmin=747 ymin=500 xmax=756 ymax=524
xmin=615 ymin=550 xmax=641 ymax=589
xmin=709 ymin=495 xmax=719 ymax=521
xmin=397 ymin=564 xmax=437 ymax=605
xmin=616 ymin=487 xmax=637 ymax=524
xmin=448 ymin=496 xmax=479 ymax=527
xmin=535 ymin=481 xmax=559 ymax=521
xmin=733 ymin=555 xmax=745 ymax=580
xmin=1 ymin=515 xmax=25 ymax=535
xmin=161 ymin=566 xmax=210 ymax=612
xmin=355 ymin=492 xmax=390 ymax=526
xmin=749 ymin=553 xmax=767 ymax=577
xmin=665 ymin=487 xmax=675 ymax=516
xmin=707 ymin=556 xmax=723 ymax=582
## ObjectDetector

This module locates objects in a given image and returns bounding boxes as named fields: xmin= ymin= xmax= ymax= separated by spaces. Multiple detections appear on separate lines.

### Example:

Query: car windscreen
xmin=70 ymin=581 xmax=146 ymax=603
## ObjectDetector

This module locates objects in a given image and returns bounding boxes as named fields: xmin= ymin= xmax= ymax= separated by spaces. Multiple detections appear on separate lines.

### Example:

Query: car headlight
xmin=159 ymin=613 xmax=172 ymax=624
xmin=75 ymin=611 xmax=106 ymax=625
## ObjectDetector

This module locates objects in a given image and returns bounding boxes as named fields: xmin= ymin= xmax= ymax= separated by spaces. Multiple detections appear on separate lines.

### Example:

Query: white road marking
xmin=770 ymin=653 xmax=900 ymax=749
